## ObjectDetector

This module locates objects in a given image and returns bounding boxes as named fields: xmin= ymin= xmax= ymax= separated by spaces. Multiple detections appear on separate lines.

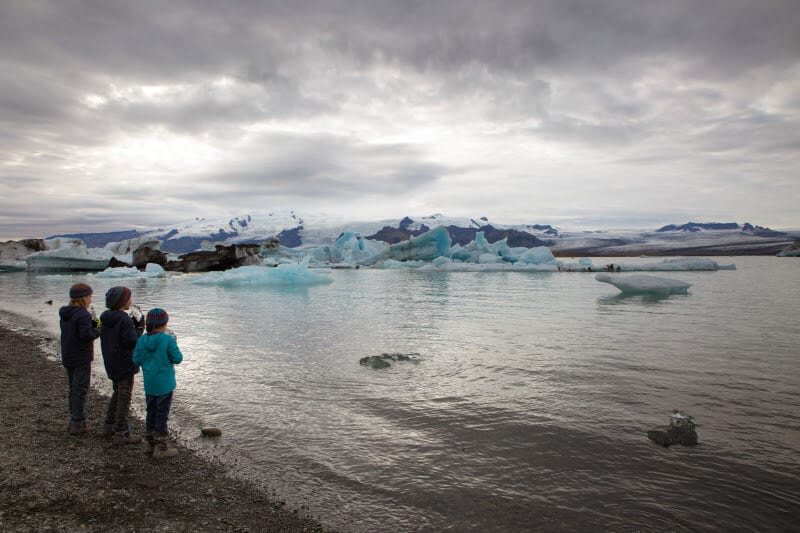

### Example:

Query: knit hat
xmin=105 ymin=286 xmax=132 ymax=310
xmin=145 ymin=308 xmax=169 ymax=332
xmin=69 ymin=283 xmax=93 ymax=299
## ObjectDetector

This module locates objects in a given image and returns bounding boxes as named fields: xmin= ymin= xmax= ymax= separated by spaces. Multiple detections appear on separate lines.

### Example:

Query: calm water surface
xmin=1 ymin=256 xmax=798 ymax=531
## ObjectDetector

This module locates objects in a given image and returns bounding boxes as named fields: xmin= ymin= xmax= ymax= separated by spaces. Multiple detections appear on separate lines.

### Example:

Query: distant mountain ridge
xmin=45 ymin=210 xmax=797 ymax=256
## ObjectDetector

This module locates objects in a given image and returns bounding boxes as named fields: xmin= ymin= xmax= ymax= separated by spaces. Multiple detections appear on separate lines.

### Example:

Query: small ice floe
xmin=595 ymin=273 xmax=691 ymax=296
xmin=647 ymin=411 xmax=698 ymax=447
xmin=359 ymin=352 xmax=420 ymax=369
xmin=191 ymin=257 xmax=333 ymax=287
xmin=90 ymin=263 xmax=166 ymax=278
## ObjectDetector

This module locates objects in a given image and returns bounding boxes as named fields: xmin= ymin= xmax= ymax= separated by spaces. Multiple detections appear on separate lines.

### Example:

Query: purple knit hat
xmin=105 ymin=286 xmax=132 ymax=310
xmin=145 ymin=308 xmax=169 ymax=332
xmin=69 ymin=283 xmax=93 ymax=299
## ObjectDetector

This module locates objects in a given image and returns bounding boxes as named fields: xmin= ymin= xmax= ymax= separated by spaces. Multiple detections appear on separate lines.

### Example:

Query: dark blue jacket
xmin=59 ymin=305 xmax=100 ymax=368
xmin=100 ymin=309 xmax=142 ymax=381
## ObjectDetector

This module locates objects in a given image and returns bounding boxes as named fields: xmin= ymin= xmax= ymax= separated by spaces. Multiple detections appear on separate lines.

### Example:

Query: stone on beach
xmin=201 ymin=427 xmax=223 ymax=437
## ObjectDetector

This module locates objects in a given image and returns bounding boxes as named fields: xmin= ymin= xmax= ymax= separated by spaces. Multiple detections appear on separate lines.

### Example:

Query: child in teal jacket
xmin=132 ymin=308 xmax=183 ymax=459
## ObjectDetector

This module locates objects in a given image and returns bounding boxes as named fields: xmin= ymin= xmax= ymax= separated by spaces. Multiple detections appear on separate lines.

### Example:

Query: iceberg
xmin=25 ymin=241 xmax=113 ymax=271
xmin=0 ymin=260 xmax=28 ymax=272
xmin=365 ymin=225 xmax=452 ymax=264
xmin=191 ymin=257 xmax=333 ymax=287
xmin=311 ymin=231 xmax=388 ymax=265
xmin=595 ymin=273 xmax=691 ymax=296
xmin=90 ymin=263 xmax=166 ymax=278
xmin=625 ymin=257 xmax=735 ymax=271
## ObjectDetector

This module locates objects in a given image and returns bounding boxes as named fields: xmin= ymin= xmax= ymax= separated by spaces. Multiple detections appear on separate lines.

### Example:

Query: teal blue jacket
xmin=132 ymin=332 xmax=183 ymax=396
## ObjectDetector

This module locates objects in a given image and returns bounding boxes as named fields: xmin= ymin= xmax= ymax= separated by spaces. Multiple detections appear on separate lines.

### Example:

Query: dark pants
xmin=145 ymin=391 xmax=173 ymax=436
xmin=105 ymin=376 xmax=134 ymax=432
xmin=65 ymin=363 xmax=91 ymax=422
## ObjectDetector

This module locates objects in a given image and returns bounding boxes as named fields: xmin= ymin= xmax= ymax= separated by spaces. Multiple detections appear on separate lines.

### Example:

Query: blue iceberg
xmin=191 ymin=257 xmax=333 ymax=287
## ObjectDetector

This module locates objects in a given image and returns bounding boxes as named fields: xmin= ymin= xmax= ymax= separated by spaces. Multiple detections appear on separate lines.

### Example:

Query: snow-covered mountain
xmin=47 ymin=209 xmax=799 ymax=256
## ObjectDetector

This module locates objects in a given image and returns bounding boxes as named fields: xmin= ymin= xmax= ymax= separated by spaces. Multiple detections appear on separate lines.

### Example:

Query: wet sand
xmin=0 ymin=323 xmax=333 ymax=532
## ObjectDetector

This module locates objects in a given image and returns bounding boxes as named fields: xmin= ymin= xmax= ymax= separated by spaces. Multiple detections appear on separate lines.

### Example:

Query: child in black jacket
xmin=100 ymin=286 xmax=145 ymax=444
xmin=59 ymin=283 xmax=101 ymax=435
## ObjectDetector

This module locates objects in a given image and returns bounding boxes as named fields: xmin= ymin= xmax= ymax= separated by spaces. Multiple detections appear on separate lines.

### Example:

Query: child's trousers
xmin=65 ymin=363 xmax=91 ymax=422
xmin=145 ymin=391 xmax=173 ymax=435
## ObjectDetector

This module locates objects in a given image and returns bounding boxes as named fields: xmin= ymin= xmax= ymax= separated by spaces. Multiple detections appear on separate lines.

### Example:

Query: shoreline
xmin=0 ymin=322 xmax=333 ymax=532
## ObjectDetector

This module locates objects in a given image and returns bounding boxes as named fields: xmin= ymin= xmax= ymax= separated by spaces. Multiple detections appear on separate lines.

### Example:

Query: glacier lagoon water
xmin=1 ymin=256 xmax=799 ymax=531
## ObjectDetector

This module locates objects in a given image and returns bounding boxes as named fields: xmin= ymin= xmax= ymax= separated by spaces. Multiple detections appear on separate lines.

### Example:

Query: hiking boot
xmin=152 ymin=433 xmax=178 ymax=459
xmin=68 ymin=420 xmax=88 ymax=435
xmin=142 ymin=431 xmax=155 ymax=455
xmin=113 ymin=430 xmax=140 ymax=445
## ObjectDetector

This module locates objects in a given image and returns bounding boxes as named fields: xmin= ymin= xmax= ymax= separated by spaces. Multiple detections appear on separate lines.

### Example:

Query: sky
xmin=1 ymin=0 xmax=799 ymax=239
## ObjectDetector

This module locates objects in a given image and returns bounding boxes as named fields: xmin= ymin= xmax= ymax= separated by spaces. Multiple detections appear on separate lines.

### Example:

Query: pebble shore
xmin=0 ymin=323 xmax=332 ymax=532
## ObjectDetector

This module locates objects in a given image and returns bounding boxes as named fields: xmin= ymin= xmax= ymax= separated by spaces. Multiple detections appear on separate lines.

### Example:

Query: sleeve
xmin=77 ymin=310 xmax=101 ymax=342
xmin=119 ymin=316 xmax=140 ymax=350
xmin=167 ymin=337 xmax=183 ymax=365
xmin=132 ymin=338 xmax=144 ymax=366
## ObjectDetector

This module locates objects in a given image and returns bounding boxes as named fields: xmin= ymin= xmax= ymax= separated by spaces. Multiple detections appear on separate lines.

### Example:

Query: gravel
xmin=0 ymin=323 xmax=334 ymax=532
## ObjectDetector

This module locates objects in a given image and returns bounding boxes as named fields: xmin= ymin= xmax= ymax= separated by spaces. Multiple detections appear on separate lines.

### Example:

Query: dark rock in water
xmin=133 ymin=246 xmax=169 ymax=268
xmin=108 ymin=256 xmax=131 ymax=268
xmin=647 ymin=411 xmax=698 ymax=447
xmin=200 ymin=427 xmax=222 ymax=437
xmin=359 ymin=356 xmax=391 ymax=369
xmin=166 ymin=244 xmax=262 ymax=273
xmin=360 ymin=352 xmax=421 ymax=369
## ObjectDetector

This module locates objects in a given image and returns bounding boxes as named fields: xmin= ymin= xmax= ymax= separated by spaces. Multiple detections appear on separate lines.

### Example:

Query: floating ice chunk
xmin=310 ymin=231 xmax=388 ymax=265
xmin=0 ymin=260 xmax=28 ymax=272
xmin=478 ymin=253 xmax=503 ymax=264
xmin=25 ymin=243 xmax=113 ymax=271
xmin=431 ymin=256 xmax=452 ymax=267
xmin=90 ymin=263 xmax=166 ymax=278
xmin=595 ymin=273 xmax=691 ymax=296
xmin=635 ymin=257 xmax=735 ymax=271
xmin=105 ymin=236 xmax=161 ymax=256
xmin=380 ymin=225 xmax=452 ymax=263
xmin=191 ymin=257 xmax=333 ymax=287
xmin=516 ymin=246 xmax=556 ymax=265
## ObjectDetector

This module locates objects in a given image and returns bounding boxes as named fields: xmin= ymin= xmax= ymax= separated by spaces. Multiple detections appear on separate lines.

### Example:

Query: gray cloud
xmin=1 ymin=0 xmax=799 ymax=237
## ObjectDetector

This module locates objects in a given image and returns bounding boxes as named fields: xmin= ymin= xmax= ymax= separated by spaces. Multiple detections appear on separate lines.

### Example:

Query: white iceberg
xmin=191 ymin=257 xmax=333 ymax=287
xmin=627 ymin=257 xmax=735 ymax=271
xmin=90 ymin=263 xmax=166 ymax=278
xmin=0 ymin=260 xmax=28 ymax=272
xmin=595 ymin=273 xmax=692 ymax=296
xmin=25 ymin=241 xmax=113 ymax=271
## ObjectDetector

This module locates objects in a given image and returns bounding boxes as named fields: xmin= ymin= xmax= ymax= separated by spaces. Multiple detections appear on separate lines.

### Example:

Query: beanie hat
xmin=69 ymin=283 xmax=93 ymax=299
xmin=146 ymin=308 xmax=169 ymax=332
xmin=105 ymin=286 xmax=132 ymax=310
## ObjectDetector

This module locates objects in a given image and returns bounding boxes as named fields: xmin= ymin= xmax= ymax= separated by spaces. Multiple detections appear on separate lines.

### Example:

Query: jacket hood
xmin=138 ymin=333 xmax=163 ymax=353
xmin=59 ymin=305 xmax=84 ymax=321
xmin=100 ymin=309 xmax=128 ymax=329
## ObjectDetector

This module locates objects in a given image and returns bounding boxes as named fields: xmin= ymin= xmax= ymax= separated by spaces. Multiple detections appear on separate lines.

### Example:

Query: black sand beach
xmin=0 ymin=323 xmax=332 ymax=532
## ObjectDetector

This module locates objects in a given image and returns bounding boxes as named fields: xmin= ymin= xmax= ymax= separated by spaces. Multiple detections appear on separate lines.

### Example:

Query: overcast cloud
xmin=1 ymin=0 xmax=798 ymax=238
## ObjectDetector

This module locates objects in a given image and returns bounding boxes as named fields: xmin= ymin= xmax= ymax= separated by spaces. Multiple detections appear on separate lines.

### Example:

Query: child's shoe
xmin=152 ymin=433 xmax=178 ymax=459
xmin=142 ymin=431 xmax=155 ymax=455
xmin=68 ymin=420 xmax=88 ymax=435
xmin=113 ymin=430 xmax=140 ymax=445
